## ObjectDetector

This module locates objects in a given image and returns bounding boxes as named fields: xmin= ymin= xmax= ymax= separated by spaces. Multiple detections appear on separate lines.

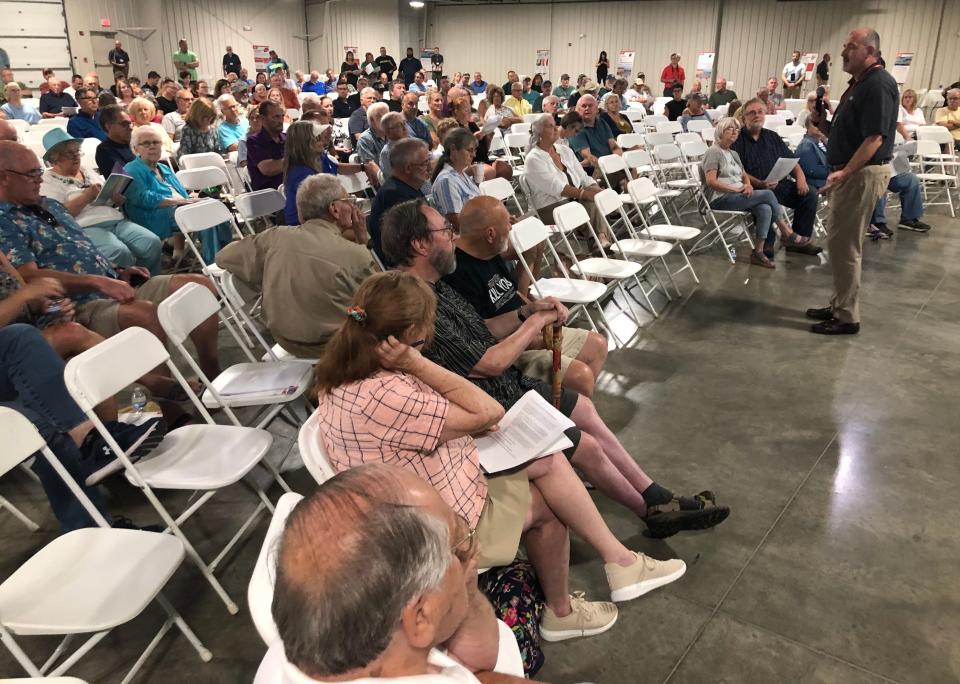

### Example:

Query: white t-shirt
xmin=162 ymin=111 xmax=186 ymax=142
xmin=782 ymin=61 xmax=805 ymax=86
xmin=40 ymin=168 xmax=124 ymax=228
xmin=898 ymin=106 xmax=926 ymax=137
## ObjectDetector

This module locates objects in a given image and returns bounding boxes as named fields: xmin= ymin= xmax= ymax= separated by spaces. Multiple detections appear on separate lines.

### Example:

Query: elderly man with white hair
xmin=378 ymin=111 xmax=410 ymax=180
xmin=216 ymin=93 xmax=248 ymax=152
xmin=347 ymin=86 xmax=380 ymax=143
xmin=570 ymin=94 xmax=622 ymax=177
xmin=301 ymin=69 xmax=326 ymax=95
xmin=0 ymin=83 xmax=41 ymax=124
xmin=215 ymin=173 xmax=375 ymax=358
xmin=356 ymin=101 xmax=390 ymax=188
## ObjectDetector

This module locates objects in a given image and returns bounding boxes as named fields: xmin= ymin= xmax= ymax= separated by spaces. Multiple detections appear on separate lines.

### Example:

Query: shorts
xmin=516 ymin=326 xmax=589 ymax=384
xmin=475 ymin=468 xmax=531 ymax=569
xmin=75 ymin=275 xmax=175 ymax=337
xmin=532 ymin=381 xmax=581 ymax=460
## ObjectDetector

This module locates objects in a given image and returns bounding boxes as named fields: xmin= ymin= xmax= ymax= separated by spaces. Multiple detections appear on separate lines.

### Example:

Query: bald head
xmin=0 ymin=141 xmax=44 ymax=205
xmin=0 ymin=120 xmax=18 ymax=142
xmin=458 ymin=196 xmax=512 ymax=257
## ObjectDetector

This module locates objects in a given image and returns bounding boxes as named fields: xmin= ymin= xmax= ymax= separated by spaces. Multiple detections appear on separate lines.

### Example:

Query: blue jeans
xmin=871 ymin=173 xmax=923 ymax=224
xmin=85 ymin=220 xmax=163 ymax=274
xmin=711 ymin=189 xmax=782 ymax=242
xmin=0 ymin=324 xmax=109 ymax=531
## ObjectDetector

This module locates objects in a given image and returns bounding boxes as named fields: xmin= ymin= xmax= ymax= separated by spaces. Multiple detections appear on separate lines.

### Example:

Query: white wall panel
xmin=305 ymin=0 xmax=400 ymax=75
xmin=62 ymin=0 xmax=165 ymax=82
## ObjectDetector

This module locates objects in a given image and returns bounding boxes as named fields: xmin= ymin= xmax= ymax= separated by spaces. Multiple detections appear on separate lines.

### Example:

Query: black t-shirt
xmin=467 ymin=121 xmax=490 ymax=165
xmin=367 ymin=177 xmax=424 ymax=265
xmin=826 ymin=64 xmax=898 ymax=167
xmin=399 ymin=57 xmax=421 ymax=85
xmin=340 ymin=62 xmax=360 ymax=87
xmin=332 ymin=97 xmax=357 ymax=119
xmin=816 ymin=60 xmax=829 ymax=81
xmin=442 ymin=248 xmax=521 ymax=319
xmin=223 ymin=53 xmax=242 ymax=76
xmin=156 ymin=95 xmax=177 ymax=115
xmin=375 ymin=55 xmax=396 ymax=78
xmin=39 ymin=91 xmax=76 ymax=114
xmin=387 ymin=98 xmax=403 ymax=113
xmin=665 ymin=99 xmax=686 ymax=121
xmin=95 ymin=138 xmax=136 ymax=177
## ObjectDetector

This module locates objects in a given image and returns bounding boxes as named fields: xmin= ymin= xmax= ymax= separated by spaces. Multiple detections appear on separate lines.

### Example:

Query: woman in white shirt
xmin=523 ymin=113 xmax=610 ymax=247
xmin=898 ymin=89 xmax=926 ymax=139
xmin=39 ymin=133 xmax=162 ymax=273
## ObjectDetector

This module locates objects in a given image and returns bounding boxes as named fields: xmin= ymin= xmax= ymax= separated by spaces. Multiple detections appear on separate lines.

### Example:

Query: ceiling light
xmin=409 ymin=0 xmax=425 ymax=7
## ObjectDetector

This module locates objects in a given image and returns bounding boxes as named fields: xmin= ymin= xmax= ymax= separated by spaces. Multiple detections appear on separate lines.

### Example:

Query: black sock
xmin=641 ymin=482 xmax=673 ymax=507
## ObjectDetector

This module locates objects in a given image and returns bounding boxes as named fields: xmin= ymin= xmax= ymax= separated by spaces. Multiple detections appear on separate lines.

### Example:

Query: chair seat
xmin=206 ymin=263 xmax=226 ymax=278
xmin=666 ymin=179 xmax=700 ymax=189
xmin=644 ymin=224 xmax=701 ymax=241
xmin=0 ymin=529 xmax=183 ymax=635
xmin=261 ymin=343 xmax=318 ymax=363
xmin=610 ymin=238 xmax=673 ymax=258
xmin=571 ymin=257 xmax=643 ymax=279
xmin=202 ymin=362 xmax=314 ymax=408
xmin=533 ymin=277 xmax=609 ymax=304
xmin=916 ymin=173 xmax=955 ymax=182
xmin=127 ymin=424 xmax=273 ymax=490
xmin=655 ymin=189 xmax=683 ymax=199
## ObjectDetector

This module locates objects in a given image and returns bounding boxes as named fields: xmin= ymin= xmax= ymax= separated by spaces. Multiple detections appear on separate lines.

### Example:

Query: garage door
xmin=0 ymin=0 xmax=71 ymax=88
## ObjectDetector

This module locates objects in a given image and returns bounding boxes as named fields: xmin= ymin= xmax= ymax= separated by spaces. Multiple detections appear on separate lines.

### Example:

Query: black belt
xmin=829 ymin=159 xmax=891 ymax=171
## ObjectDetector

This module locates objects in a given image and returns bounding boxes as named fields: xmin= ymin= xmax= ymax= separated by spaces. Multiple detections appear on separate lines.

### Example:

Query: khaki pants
xmin=783 ymin=84 xmax=802 ymax=99
xmin=826 ymin=165 xmax=891 ymax=323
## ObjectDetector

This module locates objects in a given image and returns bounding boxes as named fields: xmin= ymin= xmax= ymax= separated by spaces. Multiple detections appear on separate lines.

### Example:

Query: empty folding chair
xmin=626 ymin=177 xmax=701 ymax=283
xmin=480 ymin=176 xmax=527 ymax=215
xmin=597 ymin=153 xmax=633 ymax=196
xmin=776 ymin=124 xmax=805 ymax=140
xmin=656 ymin=120 xmax=683 ymax=136
xmin=79 ymin=138 xmax=101 ymax=174
xmin=650 ymin=143 xmax=701 ymax=216
xmin=916 ymin=125 xmax=960 ymax=164
xmin=7 ymin=118 xmax=30 ymax=138
xmin=763 ymin=115 xmax=789 ymax=130
xmin=621 ymin=149 xmax=683 ymax=213
xmin=29 ymin=118 xmax=69 ymax=132
xmin=616 ymin=133 xmax=644 ymax=150
xmin=510 ymin=122 xmax=531 ymax=135
xmin=0 ymin=407 xmax=212 ymax=682
xmin=158 ymin=281 xmax=314 ymax=431
xmin=643 ymin=131 xmax=673 ymax=148
xmin=674 ymin=132 xmax=702 ymax=147
xmin=686 ymin=119 xmax=713 ymax=134
xmin=914 ymin=139 xmax=957 ymax=217
xmin=679 ymin=139 xmax=708 ymax=175
xmin=64 ymin=327 xmax=290 ymax=615
xmin=179 ymin=151 xmax=240 ymax=194
xmin=522 ymin=113 xmax=541 ymax=124
xmin=643 ymin=114 xmax=667 ymax=131
xmin=701 ymin=127 xmax=716 ymax=145
xmin=234 ymin=187 xmax=286 ymax=233
xmin=623 ymin=109 xmax=646 ymax=126
xmin=504 ymin=132 xmax=529 ymax=164
xmin=0 ymin=429 xmax=41 ymax=531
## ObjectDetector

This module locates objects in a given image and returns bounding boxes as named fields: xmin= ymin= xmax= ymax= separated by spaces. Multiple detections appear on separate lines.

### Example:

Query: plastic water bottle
xmin=131 ymin=387 xmax=147 ymax=416
xmin=728 ymin=246 xmax=737 ymax=262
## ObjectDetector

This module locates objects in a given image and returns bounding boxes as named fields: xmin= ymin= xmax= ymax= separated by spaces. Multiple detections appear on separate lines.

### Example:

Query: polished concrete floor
xmin=1 ymin=204 xmax=958 ymax=683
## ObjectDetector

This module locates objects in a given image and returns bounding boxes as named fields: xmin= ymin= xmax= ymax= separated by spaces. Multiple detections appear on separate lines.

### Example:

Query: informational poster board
xmin=695 ymin=52 xmax=715 ymax=81
xmin=802 ymin=52 xmax=818 ymax=81
xmin=536 ymin=49 xmax=550 ymax=79
xmin=891 ymin=52 xmax=914 ymax=84
xmin=419 ymin=48 xmax=435 ymax=73
xmin=617 ymin=50 xmax=635 ymax=80
xmin=253 ymin=45 xmax=271 ymax=73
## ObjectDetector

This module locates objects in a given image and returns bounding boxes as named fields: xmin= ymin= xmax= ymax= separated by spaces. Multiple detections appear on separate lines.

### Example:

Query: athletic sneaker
xmin=873 ymin=222 xmax=894 ymax=237
xmin=867 ymin=224 xmax=890 ymax=240
xmin=539 ymin=592 xmax=618 ymax=642
xmin=81 ymin=418 xmax=168 ymax=486
xmin=605 ymin=551 xmax=686 ymax=603
xmin=899 ymin=218 xmax=931 ymax=232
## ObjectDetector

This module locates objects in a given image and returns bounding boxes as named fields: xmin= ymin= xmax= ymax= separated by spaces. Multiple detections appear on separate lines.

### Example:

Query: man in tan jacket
xmin=216 ymin=174 xmax=376 ymax=358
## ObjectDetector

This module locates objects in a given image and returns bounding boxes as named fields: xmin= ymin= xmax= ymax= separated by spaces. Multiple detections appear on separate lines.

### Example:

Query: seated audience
xmin=680 ymin=93 xmax=711 ymax=131
xmin=571 ymin=95 xmax=622 ymax=177
xmin=553 ymin=74 xmax=574 ymax=100
xmin=683 ymin=80 xmax=703 ymax=102
xmin=599 ymin=91 xmax=634 ymax=135
xmin=65 ymin=87 xmax=106 ymax=141
xmin=377 ymin=111 xmax=411 ymax=179
xmin=356 ymin=102 xmax=390 ymax=186
xmin=40 ymin=129 xmax=160 ymax=273
xmin=470 ymin=72 xmax=488 ymax=95
xmin=449 ymin=95 xmax=512 ymax=182
xmin=127 ymin=97 xmax=174 ymax=155
xmin=408 ymin=71 xmax=427 ymax=94
xmin=732 ymin=98 xmax=820 ymax=258
xmin=236 ymin=106 xmax=261 ymax=168
xmin=251 ymin=83 xmax=269 ymax=107
xmin=176 ymin=97 xmax=223 ymax=160
xmin=897 ymin=89 xmax=925 ymax=140
xmin=300 ymin=69 xmax=326 ymax=95
xmin=478 ymin=85 xmax=519 ymax=129
xmin=367 ymin=139 xmax=432 ymax=265
xmin=504 ymin=81 xmax=532 ymax=117
xmin=795 ymin=115 xmax=830 ymax=192
xmin=161 ymin=88 xmax=193 ymax=142
xmin=795 ymin=90 xmax=833 ymax=129
xmin=39 ymin=77 xmax=77 ymax=118
xmin=708 ymin=77 xmax=738 ymax=108
xmin=431 ymin=128 xmax=481 ymax=228
xmin=703 ymin=117 xmax=808 ymax=269
xmin=247 ymin=101 xmax=286 ymax=191
xmin=385 ymin=80 xmax=406 ymax=113
xmin=756 ymin=87 xmax=777 ymax=115
xmin=94 ymin=105 xmax=136 ymax=176
xmin=420 ymin=89 xmax=445 ymax=146
xmin=269 ymin=70 xmax=299 ymax=111
xmin=268 ymin=87 xmax=293 ymax=123
xmin=444 ymin=195 xmax=608 ymax=397
xmin=347 ymin=87 xmax=379 ymax=142
xmin=0 ymin=140 xmax=221 ymax=376
xmin=663 ymin=83 xmax=686 ymax=121
xmin=533 ymin=80 xmax=553 ymax=113
xmin=116 ymin=81 xmax=135 ymax=109
xmin=935 ymin=88 xmax=960 ymax=150
xmin=1 ymin=83 xmax=40 ymax=124
xmin=540 ymin=95 xmax=560 ymax=118
xmin=765 ymin=77 xmax=785 ymax=110
xmin=383 ymin=199 xmax=730 ymax=538
xmin=154 ymin=79 xmax=178 ymax=115
xmin=402 ymin=91 xmax=433 ymax=148
xmin=216 ymin=94 xmax=248 ymax=152
xmin=600 ymin=78 xmax=628 ymax=110
xmin=216 ymin=174 xmax=374 ymax=358
xmin=282 ymin=120 xmax=333 ymax=224
xmin=726 ymin=99 xmax=743 ymax=119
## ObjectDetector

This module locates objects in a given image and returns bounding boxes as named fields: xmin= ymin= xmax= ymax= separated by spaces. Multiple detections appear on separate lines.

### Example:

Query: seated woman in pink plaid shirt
xmin=311 ymin=271 xmax=687 ymax=644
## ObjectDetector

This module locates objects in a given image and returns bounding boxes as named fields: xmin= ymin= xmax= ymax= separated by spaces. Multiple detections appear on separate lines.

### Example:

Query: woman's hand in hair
xmin=376 ymin=335 xmax=423 ymax=373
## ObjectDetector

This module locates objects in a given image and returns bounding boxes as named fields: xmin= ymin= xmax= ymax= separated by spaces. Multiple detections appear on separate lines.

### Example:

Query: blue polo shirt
xmin=570 ymin=118 xmax=616 ymax=160
xmin=66 ymin=111 xmax=107 ymax=141
xmin=218 ymin=119 xmax=249 ymax=150
xmin=405 ymin=116 xmax=432 ymax=147
xmin=301 ymin=80 xmax=327 ymax=95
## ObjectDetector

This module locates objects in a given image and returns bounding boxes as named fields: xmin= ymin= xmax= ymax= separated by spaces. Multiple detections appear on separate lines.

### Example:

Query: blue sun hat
xmin=41 ymin=127 xmax=82 ymax=162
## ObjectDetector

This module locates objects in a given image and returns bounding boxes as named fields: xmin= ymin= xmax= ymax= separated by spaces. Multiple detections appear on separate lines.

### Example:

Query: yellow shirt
xmin=934 ymin=106 xmax=960 ymax=141
xmin=503 ymin=96 xmax=532 ymax=117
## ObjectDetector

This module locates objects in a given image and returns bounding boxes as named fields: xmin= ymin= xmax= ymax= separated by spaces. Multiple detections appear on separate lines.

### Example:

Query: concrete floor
xmin=1 ymin=204 xmax=958 ymax=683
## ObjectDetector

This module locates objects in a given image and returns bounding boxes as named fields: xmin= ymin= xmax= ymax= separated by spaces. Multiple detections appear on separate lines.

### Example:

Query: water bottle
xmin=728 ymin=246 xmax=737 ymax=262
xmin=130 ymin=386 xmax=147 ymax=416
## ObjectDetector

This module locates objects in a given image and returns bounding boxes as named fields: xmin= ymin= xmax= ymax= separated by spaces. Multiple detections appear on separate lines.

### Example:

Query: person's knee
xmin=119 ymin=301 xmax=162 ymax=335
xmin=563 ymin=360 xmax=595 ymax=397
xmin=581 ymin=331 xmax=608 ymax=366
xmin=52 ymin=321 xmax=102 ymax=350
xmin=0 ymin=322 xmax=44 ymax=351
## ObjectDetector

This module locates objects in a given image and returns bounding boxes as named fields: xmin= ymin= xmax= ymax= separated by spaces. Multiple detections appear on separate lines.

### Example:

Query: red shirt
xmin=660 ymin=64 xmax=685 ymax=86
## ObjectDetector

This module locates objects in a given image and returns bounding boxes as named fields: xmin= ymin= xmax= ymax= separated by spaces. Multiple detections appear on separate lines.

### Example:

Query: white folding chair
xmin=0 ymin=422 xmax=41 ymax=532
xmin=686 ymin=165 xmax=755 ymax=263
xmin=655 ymin=120 xmax=683 ymax=136
xmin=616 ymin=133 xmax=644 ymax=150
xmin=643 ymin=131 xmax=673 ymax=148
xmin=479 ymin=176 xmax=527 ymax=215
xmin=763 ymin=115 xmax=789 ymax=130
xmin=29 ymin=118 xmax=69 ymax=131
xmin=522 ymin=113 xmax=541 ymax=124
xmin=234 ymin=187 xmax=286 ymax=232
xmin=776 ymin=124 xmax=805 ymax=140
xmin=63 ymin=327 xmax=288 ymax=615
xmin=916 ymin=125 xmax=960 ymax=163
xmin=285 ymin=108 xmax=300 ymax=121
xmin=701 ymin=127 xmax=716 ymax=145
xmin=650 ymin=143 xmax=700 ymax=217
xmin=644 ymin=114 xmax=667 ymax=131
xmin=686 ymin=119 xmax=713 ymax=134
xmin=674 ymin=132 xmax=702 ymax=147
xmin=158 ymin=281 xmax=314 ymax=432
xmin=623 ymin=109 xmax=646 ymax=126
xmin=78 ymin=138 xmax=100 ymax=174
xmin=510 ymin=122 xmax=530 ymax=135
xmin=178 ymin=151 xmax=239 ymax=194
xmin=914 ymin=139 xmax=957 ymax=217
xmin=298 ymin=409 xmax=339 ymax=486
xmin=503 ymin=132 xmax=529 ymax=164
xmin=785 ymin=132 xmax=804 ymax=150
xmin=626 ymin=177 xmax=701 ymax=282
xmin=7 ymin=118 xmax=30 ymax=138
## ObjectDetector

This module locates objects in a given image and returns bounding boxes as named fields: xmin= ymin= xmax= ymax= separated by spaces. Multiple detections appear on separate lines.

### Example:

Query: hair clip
xmin=346 ymin=306 xmax=367 ymax=324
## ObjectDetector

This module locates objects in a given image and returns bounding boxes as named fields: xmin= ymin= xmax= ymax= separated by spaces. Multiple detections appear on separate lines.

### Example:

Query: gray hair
xmin=216 ymin=93 xmax=236 ymax=107
xmin=296 ymin=174 xmax=345 ymax=223
xmin=947 ymin=88 xmax=960 ymax=98
xmin=130 ymin=124 xmax=163 ymax=149
xmin=273 ymin=465 xmax=451 ymax=677
xmin=390 ymin=138 xmax=428 ymax=170
xmin=527 ymin=113 xmax=555 ymax=153
xmin=715 ymin=116 xmax=741 ymax=138
xmin=380 ymin=111 xmax=404 ymax=133
xmin=46 ymin=139 xmax=81 ymax=164
xmin=366 ymin=101 xmax=389 ymax=126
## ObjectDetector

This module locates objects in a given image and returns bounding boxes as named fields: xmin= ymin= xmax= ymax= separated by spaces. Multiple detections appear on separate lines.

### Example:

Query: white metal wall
xmin=305 ymin=0 xmax=400 ymax=75
xmin=2 ymin=0 xmax=71 ymax=86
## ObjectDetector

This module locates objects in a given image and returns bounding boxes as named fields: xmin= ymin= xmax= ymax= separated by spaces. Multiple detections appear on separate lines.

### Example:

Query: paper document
xmin=217 ymin=363 xmax=309 ymax=397
xmin=481 ymin=113 xmax=501 ymax=135
xmin=364 ymin=63 xmax=374 ymax=75
xmin=475 ymin=390 xmax=575 ymax=474
xmin=764 ymin=157 xmax=799 ymax=183
xmin=92 ymin=173 xmax=132 ymax=207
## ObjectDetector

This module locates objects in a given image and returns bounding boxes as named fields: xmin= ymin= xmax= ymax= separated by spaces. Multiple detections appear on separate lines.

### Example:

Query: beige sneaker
xmin=539 ymin=591 xmax=618 ymax=642
xmin=605 ymin=551 xmax=686 ymax=602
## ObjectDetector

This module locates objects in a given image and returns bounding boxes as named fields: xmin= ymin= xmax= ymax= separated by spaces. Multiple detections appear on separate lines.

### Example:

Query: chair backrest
xmin=592 ymin=187 xmax=622 ymax=216
xmin=552 ymin=200 xmax=590 ymax=232
xmin=680 ymin=140 xmax=708 ymax=160
xmin=479 ymin=176 xmax=515 ymax=203
xmin=674 ymin=132 xmax=701 ymax=146
xmin=644 ymin=114 xmax=667 ymax=126
xmin=786 ymin=132 xmax=804 ymax=149
xmin=176 ymin=166 xmax=229 ymax=192
xmin=504 ymin=132 xmax=527 ymax=152
xmin=623 ymin=109 xmax=646 ymax=125
xmin=510 ymin=122 xmax=530 ymax=135
xmin=598 ymin=153 xmax=627 ymax=176
xmin=247 ymin=490 xmax=304 ymax=645
xmin=617 ymin=133 xmax=644 ymax=149
xmin=627 ymin=176 xmax=658 ymax=204
xmin=64 ymin=327 xmax=170 ymax=410
xmin=179 ymin=151 xmax=229 ymax=174
xmin=652 ymin=142 xmax=682 ymax=162
xmin=509 ymin=215 xmax=550 ymax=252
xmin=686 ymin=119 xmax=713 ymax=133
xmin=157 ymin=281 xmax=221 ymax=346
xmin=522 ymin=113 xmax=541 ymax=124
xmin=235 ymin=188 xmax=286 ymax=220
xmin=643 ymin=131 xmax=673 ymax=147
xmin=298 ymin=410 xmax=339 ymax=485
xmin=763 ymin=115 xmax=788 ymax=130
xmin=623 ymin=148 xmax=653 ymax=173
xmin=701 ymin=127 xmax=715 ymax=144
xmin=916 ymin=139 xmax=945 ymax=158
xmin=219 ymin=270 xmax=279 ymax=361
xmin=175 ymin=197 xmax=233 ymax=235
xmin=656 ymin=120 xmax=683 ymax=135
xmin=776 ymin=125 xmax=805 ymax=139
xmin=916 ymin=125 xmax=953 ymax=146
xmin=7 ymin=119 xmax=30 ymax=135
xmin=31 ymin=118 xmax=69 ymax=130
xmin=783 ymin=98 xmax=806 ymax=116
xmin=285 ymin=108 xmax=300 ymax=121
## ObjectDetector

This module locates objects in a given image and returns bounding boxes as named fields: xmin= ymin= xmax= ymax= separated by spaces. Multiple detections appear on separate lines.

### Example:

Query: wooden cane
xmin=551 ymin=323 xmax=563 ymax=409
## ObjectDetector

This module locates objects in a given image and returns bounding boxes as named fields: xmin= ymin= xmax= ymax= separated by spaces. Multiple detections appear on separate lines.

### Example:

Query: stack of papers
xmin=217 ymin=364 xmax=308 ymax=397
xmin=475 ymin=391 xmax=574 ymax=473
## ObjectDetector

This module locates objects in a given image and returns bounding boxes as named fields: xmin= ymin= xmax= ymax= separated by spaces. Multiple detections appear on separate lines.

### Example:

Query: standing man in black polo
xmin=398 ymin=48 xmax=421 ymax=87
xmin=375 ymin=47 xmax=396 ymax=81
xmin=108 ymin=40 xmax=130 ymax=79
xmin=222 ymin=46 xmax=242 ymax=77
xmin=807 ymin=28 xmax=897 ymax=336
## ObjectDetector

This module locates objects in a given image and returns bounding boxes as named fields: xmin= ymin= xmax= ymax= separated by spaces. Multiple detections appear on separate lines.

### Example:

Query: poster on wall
xmin=695 ymin=52 xmax=715 ymax=81
xmin=419 ymin=48 xmax=435 ymax=73
xmin=891 ymin=52 xmax=914 ymax=84
xmin=617 ymin=50 xmax=635 ymax=80
xmin=253 ymin=45 xmax=271 ymax=73
xmin=535 ymin=49 xmax=550 ymax=79
xmin=801 ymin=52 xmax=818 ymax=80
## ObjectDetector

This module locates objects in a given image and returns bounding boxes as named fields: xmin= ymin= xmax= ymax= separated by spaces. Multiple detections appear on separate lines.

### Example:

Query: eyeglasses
xmin=137 ymin=140 xmax=163 ymax=147
xmin=5 ymin=168 xmax=44 ymax=179
xmin=76 ymin=96 xmax=96 ymax=101
xmin=429 ymin=221 xmax=458 ymax=239
xmin=450 ymin=513 xmax=478 ymax=565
